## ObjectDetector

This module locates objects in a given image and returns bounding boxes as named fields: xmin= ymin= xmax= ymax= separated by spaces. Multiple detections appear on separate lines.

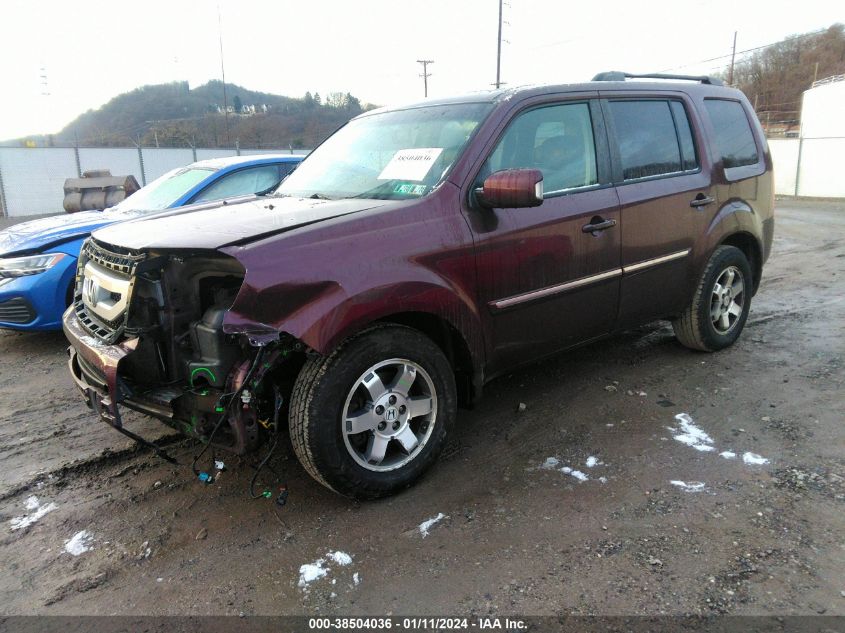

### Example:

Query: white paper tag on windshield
xmin=377 ymin=148 xmax=443 ymax=182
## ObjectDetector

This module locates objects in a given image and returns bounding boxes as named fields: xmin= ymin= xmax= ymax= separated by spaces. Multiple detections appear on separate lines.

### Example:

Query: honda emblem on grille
xmin=83 ymin=277 xmax=100 ymax=308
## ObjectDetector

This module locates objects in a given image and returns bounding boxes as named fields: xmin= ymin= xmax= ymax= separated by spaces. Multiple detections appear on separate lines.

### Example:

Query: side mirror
xmin=476 ymin=168 xmax=544 ymax=209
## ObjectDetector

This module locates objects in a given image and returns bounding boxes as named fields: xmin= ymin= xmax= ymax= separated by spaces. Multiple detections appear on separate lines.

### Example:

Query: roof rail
xmin=592 ymin=71 xmax=725 ymax=86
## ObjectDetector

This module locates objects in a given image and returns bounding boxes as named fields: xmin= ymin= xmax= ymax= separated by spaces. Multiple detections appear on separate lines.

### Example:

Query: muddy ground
xmin=0 ymin=200 xmax=842 ymax=616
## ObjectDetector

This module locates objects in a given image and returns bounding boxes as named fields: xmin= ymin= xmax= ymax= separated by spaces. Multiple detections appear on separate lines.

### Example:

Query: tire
xmin=289 ymin=324 xmax=457 ymax=499
xmin=672 ymin=245 xmax=753 ymax=352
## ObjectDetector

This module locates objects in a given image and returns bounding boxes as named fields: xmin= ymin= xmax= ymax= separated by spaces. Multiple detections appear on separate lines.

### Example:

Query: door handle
xmin=690 ymin=194 xmax=715 ymax=208
xmin=582 ymin=218 xmax=617 ymax=235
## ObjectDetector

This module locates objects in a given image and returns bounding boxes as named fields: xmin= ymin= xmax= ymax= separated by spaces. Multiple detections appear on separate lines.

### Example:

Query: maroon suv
xmin=64 ymin=73 xmax=774 ymax=498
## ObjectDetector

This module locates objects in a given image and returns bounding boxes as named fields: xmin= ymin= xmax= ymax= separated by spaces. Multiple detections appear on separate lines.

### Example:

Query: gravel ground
xmin=0 ymin=200 xmax=842 ymax=616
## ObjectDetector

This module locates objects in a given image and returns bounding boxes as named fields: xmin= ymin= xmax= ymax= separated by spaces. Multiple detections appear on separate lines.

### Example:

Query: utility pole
xmin=217 ymin=3 xmax=231 ymax=146
xmin=495 ymin=0 xmax=503 ymax=89
xmin=417 ymin=59 xmax=434 ymax=97
xmin=728 ymin=31 xmax=737 ymax=85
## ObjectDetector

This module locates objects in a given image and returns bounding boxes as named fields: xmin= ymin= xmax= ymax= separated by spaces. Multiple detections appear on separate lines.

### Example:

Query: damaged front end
xmin=64 ymin=237 xmax=300 ymax=456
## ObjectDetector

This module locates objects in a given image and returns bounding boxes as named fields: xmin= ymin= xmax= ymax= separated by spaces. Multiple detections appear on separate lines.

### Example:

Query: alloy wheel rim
xmin=710 ymin=265 xmax=745 ymax=334
xmin=341 ymin=358 xmax=437 ymax=472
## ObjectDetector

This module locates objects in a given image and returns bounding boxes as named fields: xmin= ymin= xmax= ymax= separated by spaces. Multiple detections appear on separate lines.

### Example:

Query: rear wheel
xmin=672 ymin=245 xmax=753 ymax=351
xmin=289 ymin=324 xmax=456 ymax=498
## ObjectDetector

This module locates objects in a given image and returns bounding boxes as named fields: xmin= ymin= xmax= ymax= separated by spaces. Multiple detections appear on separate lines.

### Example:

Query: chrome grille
xmin=82 ymin=239 xmax=146 ymax=275
xmin=73 ymin=238 xmax=145 ymax=344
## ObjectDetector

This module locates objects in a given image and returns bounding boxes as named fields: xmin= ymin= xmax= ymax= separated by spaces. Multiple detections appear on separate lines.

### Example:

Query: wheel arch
xmin=373 ymin=311 xmax=479 ymax=406
xmin=719 ymin=231 xmax=763 ymax=294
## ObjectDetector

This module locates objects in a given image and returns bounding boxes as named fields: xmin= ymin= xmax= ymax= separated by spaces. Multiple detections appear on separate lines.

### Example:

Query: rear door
xmin=462 ymin=97 xmax=622 ymax=375
xmin=601 ymin=94 xmax=716 ymax=328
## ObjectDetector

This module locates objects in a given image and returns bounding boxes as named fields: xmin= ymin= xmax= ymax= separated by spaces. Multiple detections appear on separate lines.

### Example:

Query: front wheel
xmin=672 ymin=245 xmax=753 ymax=352
xmin=289 ymin=324 xmax=456 ymax=499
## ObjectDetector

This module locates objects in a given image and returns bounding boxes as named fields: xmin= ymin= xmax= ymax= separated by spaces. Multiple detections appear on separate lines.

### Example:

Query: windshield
xmin=112 ymin=167 xmax=213 ymax=213
xmin=276 ymin=103 xmax=492 ymax=200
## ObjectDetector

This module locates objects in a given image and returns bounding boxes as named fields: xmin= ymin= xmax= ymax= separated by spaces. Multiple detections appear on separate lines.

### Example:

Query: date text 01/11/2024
xmin=307 ymin=617 xmax=527 ymax=630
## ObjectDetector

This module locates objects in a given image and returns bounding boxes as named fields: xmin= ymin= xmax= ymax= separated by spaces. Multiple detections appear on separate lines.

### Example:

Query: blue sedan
xmin=0 ymin=154 xmax=302 ymax=331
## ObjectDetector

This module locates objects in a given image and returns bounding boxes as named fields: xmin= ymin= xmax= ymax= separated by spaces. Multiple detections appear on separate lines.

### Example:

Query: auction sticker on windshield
xmin=378 ymin=148 xmax=443 ymax=181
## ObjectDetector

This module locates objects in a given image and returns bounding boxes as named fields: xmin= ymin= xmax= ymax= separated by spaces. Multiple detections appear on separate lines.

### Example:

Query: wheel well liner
xmin=376 ymin=311 xmax=477 ymax=406
xmin=720 ymin=232 xmax=762 ymax=294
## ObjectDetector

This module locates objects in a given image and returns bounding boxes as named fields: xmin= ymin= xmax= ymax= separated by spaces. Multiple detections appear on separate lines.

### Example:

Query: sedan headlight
xmin=0 ymin=253 xmax=66 ymax=278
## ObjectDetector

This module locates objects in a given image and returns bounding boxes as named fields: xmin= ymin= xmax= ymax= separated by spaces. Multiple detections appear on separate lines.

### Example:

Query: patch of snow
xmin=541 ymin=457 xmax=560 ymax=469
xmin=720 ymin=451 xmax=737 ymax=459
xmin=64 ymin=530 xmax=94 ymax=556
xmin=353 ymin=572 xmax=361 ymax=586
xmin=671 ymin=480 xmax=706 ymax=492
xmin=327 ymin=551 xmax=353 ymax=566
xmin=298 ymin=560 xmax=328 ymax=587
xmin=419 ymin=513 xmax=446 ymax=538
xmin=669 ymin=413 xmax=715 ymax=452
xmin=598 ymin=476 xmax=608 ymax=484
xmin=585 ymin=456 xmax=599 ymax=468
xmin=560 ymin=466 xmax=572 ymax=474
xmin=742 ymin=452 xmax=769 ymax=465
xmin=569 ymin=469 xmax=589 ymax=482
xmin=10 ymin=497 xmax=58 ymax=531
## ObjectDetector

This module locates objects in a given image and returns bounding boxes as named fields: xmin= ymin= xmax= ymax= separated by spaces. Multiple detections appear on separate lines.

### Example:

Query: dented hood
xmin=90 ymin=196 xmax=391 ymax=251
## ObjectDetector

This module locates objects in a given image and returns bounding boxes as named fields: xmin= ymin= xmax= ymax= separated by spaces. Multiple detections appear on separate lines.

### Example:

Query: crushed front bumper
xmin=63 ymin=305 xmax=138 ymax=416
xmin=63 ymin=307 xmax=178 ymax=462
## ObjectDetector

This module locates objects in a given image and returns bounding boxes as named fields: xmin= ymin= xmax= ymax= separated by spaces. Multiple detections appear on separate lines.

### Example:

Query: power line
xmin=728 ymin=31 xmax=738 ymax=85
xmin=417 ymin=59 xmax=434 ymax=97
xmin=495 ymin=0 xmax=503 ymax=89
xmin=217 ymin=2 xmax=230 ymax=146
xmin=658 ymin=27 xmax=829 ymax=74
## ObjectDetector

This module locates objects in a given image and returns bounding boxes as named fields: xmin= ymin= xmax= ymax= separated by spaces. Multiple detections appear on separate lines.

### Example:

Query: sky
xmin=0 ymin=0 xmax=841 ymax=140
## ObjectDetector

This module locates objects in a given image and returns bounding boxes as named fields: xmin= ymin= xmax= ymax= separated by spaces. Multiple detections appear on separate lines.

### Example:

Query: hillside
xmin=726 ymin=23 xmax=845 ymax=133
xmin=20 ymin=81 xmax=374 ymax=149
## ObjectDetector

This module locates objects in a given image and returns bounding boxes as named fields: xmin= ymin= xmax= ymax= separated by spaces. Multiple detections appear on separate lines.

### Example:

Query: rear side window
xmin=608 ymin=100 xmax=683 ymax=180
xmin=670 ymin=101 xmax=698 ymax=171
xmin=704 ymin=99 xmax=759 ymax=168
xmin=192 ymin=165 xmax=283 ymax=203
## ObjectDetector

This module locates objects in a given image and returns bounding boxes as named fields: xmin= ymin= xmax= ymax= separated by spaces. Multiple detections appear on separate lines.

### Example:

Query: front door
xmin=463 ymin=99 xmax=622 ymax=376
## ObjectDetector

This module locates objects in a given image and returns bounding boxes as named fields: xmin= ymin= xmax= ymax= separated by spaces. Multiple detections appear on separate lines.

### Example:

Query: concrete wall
xmin=767 ymin=80 xmax=845 ymax=198
xmin=768 ymin=139 xmax=800 ymax=196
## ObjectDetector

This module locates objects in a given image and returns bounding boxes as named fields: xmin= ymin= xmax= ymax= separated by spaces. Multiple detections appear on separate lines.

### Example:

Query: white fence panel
xmin=195 ymin=149 xmax=238 ymax=161
xmin=0 ymin=148 xmax=77 ymax=217
xmin=142 ymin=148 xmax=195 ymax=182
xmin=797 ymin=138 xmax=845 ymax=198
xmin=238 ymin=149 xmax=309 ymax=157
xmin=768 ymin=139 xmax=799 ymax=196
xmin=78 ymin=148 xmax=142 ymax=184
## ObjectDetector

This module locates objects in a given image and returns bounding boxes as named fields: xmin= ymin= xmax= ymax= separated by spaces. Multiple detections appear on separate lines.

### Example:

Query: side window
xmin=278 ymin=161 xmax=297 ymax=180
xmin=670 ymin=101 xmax=699 ymax=171
xmin=704 ymin=99 xmax=759 ymax=168
xmin=608 ymin=100 xmax=682 ymax=180
xmin=482 ymin=102 xmax=598 ymax=194
xmin=192 ymin=165 xmax=282 ymax=203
